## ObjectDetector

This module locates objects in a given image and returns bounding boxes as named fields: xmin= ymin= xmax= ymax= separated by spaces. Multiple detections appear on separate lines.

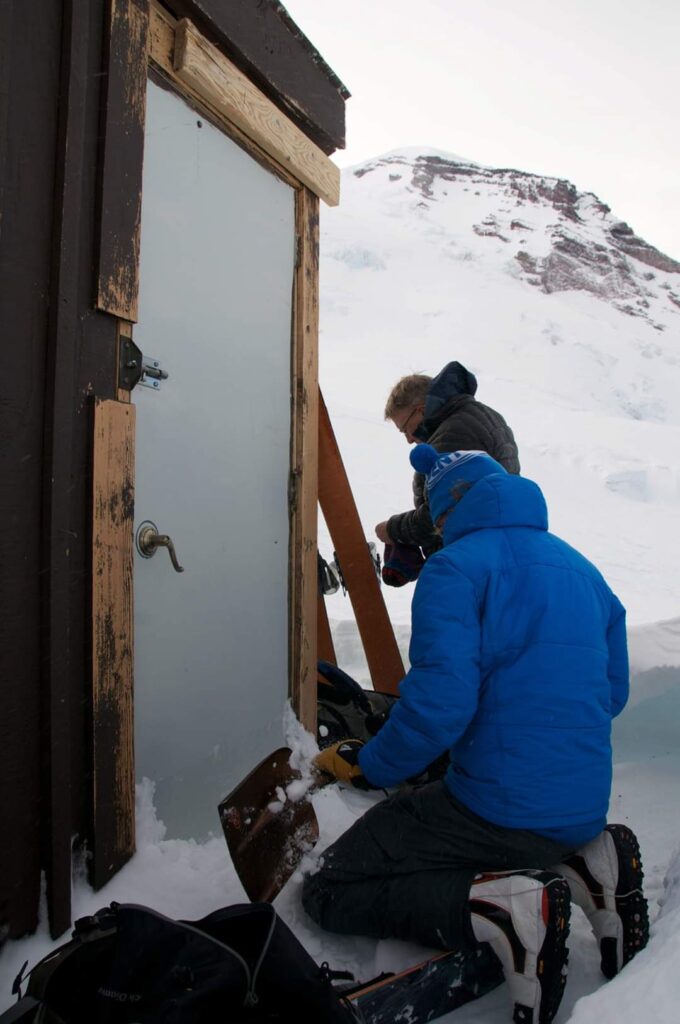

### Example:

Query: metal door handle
xmin=136 ymin=521 xmax=185 ymax=572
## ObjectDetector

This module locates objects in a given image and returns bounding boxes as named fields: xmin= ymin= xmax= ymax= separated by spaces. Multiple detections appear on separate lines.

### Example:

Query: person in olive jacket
xmin=375 ymin=361 xmax=520 ymax=556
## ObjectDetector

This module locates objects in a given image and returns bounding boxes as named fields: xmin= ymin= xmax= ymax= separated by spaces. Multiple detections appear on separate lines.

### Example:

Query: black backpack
xmin=4 ymin=902 xmax=357 ymax=1023
xmin=317 ymin=661 xmax=450 ymax=783
xmin=317 ymin=660 xmax=397 ymax=748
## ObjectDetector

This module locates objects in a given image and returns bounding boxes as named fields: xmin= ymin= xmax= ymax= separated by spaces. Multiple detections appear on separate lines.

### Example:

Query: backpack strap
xmin=318 ymin=661 xmax=372 ymax=712
xmin=0 ymin=996 xmax=43 ymax=1023
xmin=20 ymin=908 xmax=116 ymax=1003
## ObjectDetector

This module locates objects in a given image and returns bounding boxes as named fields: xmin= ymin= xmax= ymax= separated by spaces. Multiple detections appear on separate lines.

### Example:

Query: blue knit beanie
xmin=410 ymin=445 xmax=507 ymax=522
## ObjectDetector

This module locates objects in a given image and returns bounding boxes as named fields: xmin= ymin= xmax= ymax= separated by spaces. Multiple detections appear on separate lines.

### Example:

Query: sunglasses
xmin=398 ymin=406 xmax=423 ymax=436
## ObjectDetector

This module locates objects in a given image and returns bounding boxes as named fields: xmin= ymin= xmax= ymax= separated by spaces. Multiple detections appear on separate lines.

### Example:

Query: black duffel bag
xmin=5 ymin=901 xmax=357 ymax=1023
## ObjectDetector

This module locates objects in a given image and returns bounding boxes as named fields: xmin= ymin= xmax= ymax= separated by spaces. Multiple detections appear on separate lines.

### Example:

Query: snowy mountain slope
xmin=318 ymin=149 xmax=680 ymax=627
xmin=336 ymin=148 xmax=680 ymax=332
xmin=358 ymin=151 xmax=680 ymax=331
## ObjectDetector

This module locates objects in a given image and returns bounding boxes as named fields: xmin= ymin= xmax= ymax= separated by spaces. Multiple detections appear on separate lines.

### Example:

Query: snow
xmin=2 ymin=656 xmax=679 ymax=1022
xmin=318 ymin=152 xmax=680 ymax=630
xmin=2 ymin=150 xmax=680 ymax=1022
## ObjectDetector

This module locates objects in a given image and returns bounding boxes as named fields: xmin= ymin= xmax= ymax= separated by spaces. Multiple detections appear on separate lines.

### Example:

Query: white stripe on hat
xmin=426 ymin=450 xmax=488 ymax=488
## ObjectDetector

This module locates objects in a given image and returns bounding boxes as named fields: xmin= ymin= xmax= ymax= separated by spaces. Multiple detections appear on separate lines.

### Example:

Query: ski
xmin=346 ymin=942 xmax=503 ymax=1023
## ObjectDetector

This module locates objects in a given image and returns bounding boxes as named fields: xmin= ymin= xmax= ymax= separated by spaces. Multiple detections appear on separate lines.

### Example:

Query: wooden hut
xmin=0 ymin=0 xmax=358 ymax=941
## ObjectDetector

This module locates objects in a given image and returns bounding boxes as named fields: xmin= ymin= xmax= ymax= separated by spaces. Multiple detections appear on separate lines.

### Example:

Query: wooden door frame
xmin=91 ymin=0 xmax=335 ymax=889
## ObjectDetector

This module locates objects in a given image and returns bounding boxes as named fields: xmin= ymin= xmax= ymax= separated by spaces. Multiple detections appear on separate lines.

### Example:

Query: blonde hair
xmin=384 ymin=374 xmax=432 ymax=420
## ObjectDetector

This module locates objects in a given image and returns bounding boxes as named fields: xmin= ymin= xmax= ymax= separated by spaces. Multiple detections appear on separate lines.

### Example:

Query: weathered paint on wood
xmin=166 ymin=0 xmax=347 ymax=154
xmin=318 ymin=393 xmax=405 ymax=694
xmin=289 ymin=190 xmax=320 ymax=732
xmin=149 ymin=0 xmax=175 ymax=68
xmin=149 ymin=5 xmax=300 ymax=192
xmin=97 ymin=0 xmax=150 ymax=321
xmin=42 ymin=0 xmax=122 ymax=938
xmin=174 ymin=18 xmax=340 ymax=206
xmin=117 ymin=320 xmax=133 ymax=404
xmin=92 ymin=399 xmax=136 ymax=889
xmin=0 ymin=0 xmax=61 ymax=942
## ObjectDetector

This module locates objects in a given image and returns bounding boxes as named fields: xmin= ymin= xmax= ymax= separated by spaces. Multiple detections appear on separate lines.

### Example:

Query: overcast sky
xmin=284 ymin=0 xmax=679 ymax=259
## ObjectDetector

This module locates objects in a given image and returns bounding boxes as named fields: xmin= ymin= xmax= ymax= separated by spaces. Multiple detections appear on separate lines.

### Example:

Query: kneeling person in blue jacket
xmin=304 ymin=445 xmax=648 ymax=1024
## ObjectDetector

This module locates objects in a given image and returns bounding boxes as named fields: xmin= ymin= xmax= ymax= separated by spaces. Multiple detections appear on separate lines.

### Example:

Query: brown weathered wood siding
xmin=41 ymin=0 xmax=123 ymax=937
xmin=0 ymin=0 xmax=345 ymax=941
xmin=289 ymin=190 xmax=320 ymax=730
xmin=92 ymin=400 xmax=136 ymax=889
xmin=0 ymin=0 xmax=62 ymax=941
xmin=0 ymin=0 xmax=130 ymax=940
xmin=97 ymin=0 xmax=150 ymax=321
xmin=166 ymin=0 xmax=348 ymax=153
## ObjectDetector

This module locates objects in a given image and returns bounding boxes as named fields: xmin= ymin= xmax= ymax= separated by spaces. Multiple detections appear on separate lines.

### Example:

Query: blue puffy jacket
xmin=359 ymin=471 xmax=629 ymax=846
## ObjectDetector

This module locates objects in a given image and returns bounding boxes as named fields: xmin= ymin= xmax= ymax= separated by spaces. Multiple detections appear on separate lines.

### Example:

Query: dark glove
xmin=314 ymin=739 xmax=372 ymax=789
xmin=382 ymin=542 xmax=425 ymax=587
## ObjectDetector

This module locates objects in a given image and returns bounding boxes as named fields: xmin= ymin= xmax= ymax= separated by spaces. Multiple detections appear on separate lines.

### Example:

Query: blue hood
xmin=442 ymin=472 xmax=548 ymax=543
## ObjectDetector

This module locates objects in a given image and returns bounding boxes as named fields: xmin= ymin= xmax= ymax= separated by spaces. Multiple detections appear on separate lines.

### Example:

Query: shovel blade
xmin=218 ymin=747 xmax=320 ymax=903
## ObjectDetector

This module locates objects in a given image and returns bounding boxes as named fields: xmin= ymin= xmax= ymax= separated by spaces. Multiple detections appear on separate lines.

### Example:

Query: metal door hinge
xmin=119 ymin=337 xmax=169 ymax=392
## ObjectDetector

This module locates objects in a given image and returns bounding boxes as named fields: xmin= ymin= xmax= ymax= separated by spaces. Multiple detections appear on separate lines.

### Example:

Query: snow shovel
xmin=219 ymin=747 xmax=333 ymax=902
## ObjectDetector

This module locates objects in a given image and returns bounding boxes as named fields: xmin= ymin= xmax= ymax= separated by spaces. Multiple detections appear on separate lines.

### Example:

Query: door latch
xmin=119 ymin=337 xmax=169 ymax=392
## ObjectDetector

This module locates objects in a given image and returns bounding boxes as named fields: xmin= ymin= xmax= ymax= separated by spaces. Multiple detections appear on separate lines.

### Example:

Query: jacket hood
xmin=417 ymin=361 xmax=478 ymax=439
xmin=442 ymin=472 xmax=548 ymax=543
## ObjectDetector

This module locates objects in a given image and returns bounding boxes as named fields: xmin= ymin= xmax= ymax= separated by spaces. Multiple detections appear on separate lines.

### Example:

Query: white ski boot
xmin=470 ymin=869 xmax=570 ymax=1024
xmin=553 ymin=823 xmax=649 ymax=978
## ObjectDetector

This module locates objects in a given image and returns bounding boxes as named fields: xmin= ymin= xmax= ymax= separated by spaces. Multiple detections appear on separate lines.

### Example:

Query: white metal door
xmin=133 ymin=78 xmax=296 ymax=839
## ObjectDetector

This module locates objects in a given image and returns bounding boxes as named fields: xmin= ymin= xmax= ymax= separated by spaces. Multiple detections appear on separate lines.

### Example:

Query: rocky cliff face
xmin=353 ymin=153 xmax=680 ymax=331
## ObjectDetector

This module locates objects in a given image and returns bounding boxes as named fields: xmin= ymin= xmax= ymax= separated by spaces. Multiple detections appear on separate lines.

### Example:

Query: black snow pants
xmin=302 ymin=781 xmax=574 ymax=952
